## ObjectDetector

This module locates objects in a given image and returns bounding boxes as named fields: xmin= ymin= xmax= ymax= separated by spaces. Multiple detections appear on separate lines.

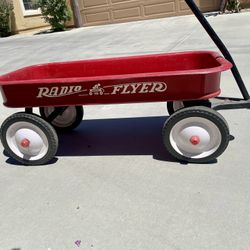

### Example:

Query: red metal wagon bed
xmin=0 ymin=51 xmax=230 ymax=108
xmin=0 ymin=0 xmax=249 ymax=166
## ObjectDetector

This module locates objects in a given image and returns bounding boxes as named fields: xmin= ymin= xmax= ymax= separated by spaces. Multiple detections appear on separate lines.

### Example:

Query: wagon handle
xmin=185 ymin=0 xmax=250 ymax=101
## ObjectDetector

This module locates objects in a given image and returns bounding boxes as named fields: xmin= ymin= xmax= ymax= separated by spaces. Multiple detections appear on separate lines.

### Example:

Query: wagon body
xmin=0 ymin=51 xmax=231 ymax=108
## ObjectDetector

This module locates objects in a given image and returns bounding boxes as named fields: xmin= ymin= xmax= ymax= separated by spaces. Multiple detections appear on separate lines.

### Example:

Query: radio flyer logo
xmin=37 ymin=81 xmax=167 ymax=98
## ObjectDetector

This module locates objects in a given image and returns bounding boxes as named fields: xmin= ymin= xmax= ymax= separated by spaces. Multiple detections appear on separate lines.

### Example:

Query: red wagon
xmin=0 ymin=51 xmax=233 ymax=165
xmin=0 ymin=0 xmax=249 ymax=165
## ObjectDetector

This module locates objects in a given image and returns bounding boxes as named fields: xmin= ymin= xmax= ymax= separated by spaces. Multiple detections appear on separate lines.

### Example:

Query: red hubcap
xmin=21 ymin=138 xmax=30 ymax=148
xmin=190 ymin=136 xmax=200 ymax=145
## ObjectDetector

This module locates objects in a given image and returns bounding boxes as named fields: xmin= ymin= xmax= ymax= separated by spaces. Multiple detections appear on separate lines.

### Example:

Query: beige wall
xmin=12 ymin=0 xmax=48 ymax=33
xmin=12 ymin=0 xmax=74 ymax=33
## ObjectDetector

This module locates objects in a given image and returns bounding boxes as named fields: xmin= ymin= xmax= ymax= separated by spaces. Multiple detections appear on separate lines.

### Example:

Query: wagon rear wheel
xmin=167 ymin=100 xmax=211 ymax=115
xmin=39 ymin=106 xmax=83 ymax=131
xmin=162 ymin=106 xmax=230 ymax=163
xmin=1 ymin=112 xmax=58 ymax=165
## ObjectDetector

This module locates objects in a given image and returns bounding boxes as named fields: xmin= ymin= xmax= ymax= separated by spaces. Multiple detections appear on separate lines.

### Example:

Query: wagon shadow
xmin=4 ymin=151 xmax=58 ymax=166
xmin=57 ymin=116 xmax=177 ymax=162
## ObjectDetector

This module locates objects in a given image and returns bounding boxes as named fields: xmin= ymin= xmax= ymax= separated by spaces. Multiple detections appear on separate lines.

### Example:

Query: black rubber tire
xmin=167 ymin=100 xmax=211 ymax=115
xmin=0 ymin=112 xmax=58 ymax=166
xmin=39 ymin=106 xmax=83 ymax=131
xmin=162 ymin=106 xmax=230 ymax=163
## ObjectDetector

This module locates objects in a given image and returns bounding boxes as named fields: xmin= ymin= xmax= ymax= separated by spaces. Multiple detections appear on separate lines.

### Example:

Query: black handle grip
xmin=185 ymin=0 xmax=249 ymax=100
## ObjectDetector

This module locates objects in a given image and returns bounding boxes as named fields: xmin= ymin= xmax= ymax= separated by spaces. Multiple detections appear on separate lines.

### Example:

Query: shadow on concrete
xmin=33 ymin=28 xmax=73 ymax=35
xmin=4 ymin=150 xmax=58 ymax=166
xmin=57 ymin=116 xmax=177 ymax=162
xmin=33 ymin=29 xmax=61 ymax=35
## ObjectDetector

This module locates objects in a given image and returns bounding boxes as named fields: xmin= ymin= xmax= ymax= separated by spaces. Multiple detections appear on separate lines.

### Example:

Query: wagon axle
xmin=190 ymin=136 xmax=200 ymax=145
xmin=20 ymin=138 xmax=30 ymax=148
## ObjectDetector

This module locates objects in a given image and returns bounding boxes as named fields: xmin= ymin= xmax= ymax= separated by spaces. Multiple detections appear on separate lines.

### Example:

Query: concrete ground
xmin=0 ymin=12 xmax=250 ymax=250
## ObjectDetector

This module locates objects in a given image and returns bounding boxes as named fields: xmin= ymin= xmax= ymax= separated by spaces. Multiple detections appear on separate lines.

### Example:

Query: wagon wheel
xmin=39 ymin=106 xmax=83 ymax=131
xmin=167 ymin=100 xmax=211 ymax=115
xmin=0 ymin=112 xmax=58 ymax=166
xmin=162 ymin=106 xmax=230 ymax=163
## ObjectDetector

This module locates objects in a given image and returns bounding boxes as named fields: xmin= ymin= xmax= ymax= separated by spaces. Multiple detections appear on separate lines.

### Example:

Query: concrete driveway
xmin=0 ymin=12 xmax=250 ymax=250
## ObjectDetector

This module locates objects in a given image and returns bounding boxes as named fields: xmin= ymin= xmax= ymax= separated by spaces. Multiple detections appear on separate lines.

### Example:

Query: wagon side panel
xmin=1 ymin=71 xmax=222 ymax=108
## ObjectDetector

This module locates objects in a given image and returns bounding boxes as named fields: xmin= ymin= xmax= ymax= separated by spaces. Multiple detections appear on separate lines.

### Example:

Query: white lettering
xmin=150 ymin=82 xmax=167 ymax=93
xmin=110 ymin=82 xmax=167 ymax=95
xmin=69 ymin=86 xmax=75 ymax=93
xmin=75 ymin=86 xmax=82 ymax=92
xmin=130 ymin=83 xmax=141 ymax=94
xmin=58 ymin=86 xmax=68 ymax=96
xmin=37 ymin=85 xmax=83 ymax=98
xmin=121 ymin=84 xmax=131 ymax=94
xmin=139 ymin=83 xmax=151 ymax=93
xmin=111 ymin=85 xmax=123 ymax=95
xmin=49 ymin=87 xmax=59 ymax=96
xmin=37 ymin=82 xmax=167 ymax=98
xmin=37 ymin=87 xmax=49 ymax=98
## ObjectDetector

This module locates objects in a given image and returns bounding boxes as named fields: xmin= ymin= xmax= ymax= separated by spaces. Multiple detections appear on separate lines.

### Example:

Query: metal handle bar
xmin=185 ymin=0 xmax=250 ymax=100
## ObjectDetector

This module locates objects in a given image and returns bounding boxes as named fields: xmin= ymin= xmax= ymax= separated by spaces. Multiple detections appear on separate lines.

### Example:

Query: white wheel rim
xmin=44 ymin=107 xmax=77 ymax=128
xmin=6 ymin=121 xmax=49 ymax=161
xmin=169 ymin=117 xmax=222 ymax=159
xmin=173 ymin=101 xmax=185 ymax=112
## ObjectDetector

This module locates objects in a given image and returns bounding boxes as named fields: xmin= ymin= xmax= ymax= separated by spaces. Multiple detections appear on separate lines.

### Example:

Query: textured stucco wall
xmin=12 ymin=0 xmax=48 ymax=33
xmin=12 ymin=0 xmax=74 ymax=33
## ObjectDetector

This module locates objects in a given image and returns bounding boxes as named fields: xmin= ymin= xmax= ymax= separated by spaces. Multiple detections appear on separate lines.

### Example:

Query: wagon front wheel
xmin=1 ymin=112 xmax=58 ymax=165
xmin=39 ymin=106 xmax=83 ymax=131
xmin=162 ymin=106 xmax=230 ymax=163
